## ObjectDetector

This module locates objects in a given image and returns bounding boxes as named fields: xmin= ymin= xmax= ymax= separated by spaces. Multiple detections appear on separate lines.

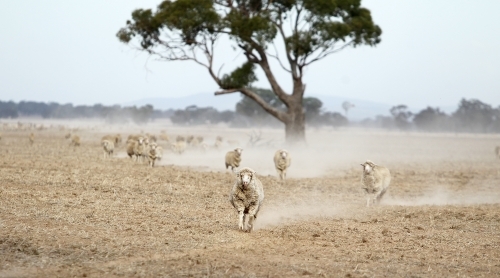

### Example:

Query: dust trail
xmin=384 ymin=183 xmax=500 ymax=206
xmin=254 ymin=198 xmax=350 ymax=230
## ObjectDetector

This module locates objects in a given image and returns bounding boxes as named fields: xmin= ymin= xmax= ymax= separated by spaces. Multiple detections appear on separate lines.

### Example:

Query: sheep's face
xmin=150 ymin=143 xmax=157 ymax=150
xmin=237 ymin=170 xmax=255 ymax=188
xmin=235 ymin=148 xmax=243 ymax=155
xmin=361 ymin=161 xmax=376 ymax=174
xmin=280 ymin=151 xmax=288 ymax=159
xmin=138 ymin=137 xmax=144 ymax=145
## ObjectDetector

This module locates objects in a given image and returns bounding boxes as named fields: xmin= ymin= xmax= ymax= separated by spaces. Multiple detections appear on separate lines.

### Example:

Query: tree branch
xmin=214 ymin=87 xmax=287 ymax=122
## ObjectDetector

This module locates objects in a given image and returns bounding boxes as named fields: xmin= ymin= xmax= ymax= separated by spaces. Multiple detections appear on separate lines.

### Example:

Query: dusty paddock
xmin=1 ymin=123 xmax=500 ymax=277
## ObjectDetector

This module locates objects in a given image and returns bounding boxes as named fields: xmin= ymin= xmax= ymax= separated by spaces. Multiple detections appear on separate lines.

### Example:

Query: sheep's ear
xmin=360 ymin=163 xmax=365 ymax=167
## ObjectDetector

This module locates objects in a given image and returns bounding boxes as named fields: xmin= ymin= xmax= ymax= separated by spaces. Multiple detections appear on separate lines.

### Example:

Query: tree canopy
xmin=118 ymin=0 xmax=382 ymax=142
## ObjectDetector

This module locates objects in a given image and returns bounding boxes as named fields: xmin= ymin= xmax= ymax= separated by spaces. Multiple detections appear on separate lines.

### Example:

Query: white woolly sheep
xmin=133 ymin=137 xmax=147 ymax=162
xmin=225 ymin=148 xmax=243 ymax=171
xmin=126 ymin=136 xmax=145 ymax=162
xmin=360 ymin=160 xmax=391 ymax=207
xmin=171 ymin=136 xmax=187 ymax=154
xmin=273 ymin=149 xmax=291 ymax=181
xmin=102 ymin=139 xmax=114 ymax=159
xmin=146 ymin=142 xmax=159 ymax=167
xmin=229 ymin=167 xmax=265 ymax=232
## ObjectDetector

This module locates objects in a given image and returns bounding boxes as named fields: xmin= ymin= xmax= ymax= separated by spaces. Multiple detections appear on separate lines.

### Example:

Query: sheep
xmin=146 ymin=142 xmax=159 ymax=167
xmin=273 ymin=149 xmax=291 ymax=181
xmin=360 ymin=160 xmax=391 ymax=207
xmin=70 ymin=135 xmax=81 ymax=147
xmin=229 ymin=167 xmax=264 ymax=232
xmin=126 ymin=140 xmax=136 ymax=159
xmin=133 ymin=137 xmax=147 ymax=162
xmin=189 ymin=136 xmax=204 ymax=149
xmin=173 ymin=136 xmax=187 ymax=154
xmin=496 ymin=146 xmax=500 ymax=159
xmin=126 ymin=136 xmax=145 ymax=162
xmin=29 ymin=133 xmax=34 ymax=145
xmin=225 ymin=148 xmax=243 ymax=171
xmin=64 ymin=133 xmax=72 ymax=139
xmin=102 ymin=140 xmax=114 ymax=159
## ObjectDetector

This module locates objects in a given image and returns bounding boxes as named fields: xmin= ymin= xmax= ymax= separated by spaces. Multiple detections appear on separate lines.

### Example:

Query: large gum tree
xmin=117 ymin=0 xmax=381 ymax=144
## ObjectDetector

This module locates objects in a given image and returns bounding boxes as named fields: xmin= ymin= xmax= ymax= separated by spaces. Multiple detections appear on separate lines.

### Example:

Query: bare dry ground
xmin=1 ymin=123 xmax=500 ymax=277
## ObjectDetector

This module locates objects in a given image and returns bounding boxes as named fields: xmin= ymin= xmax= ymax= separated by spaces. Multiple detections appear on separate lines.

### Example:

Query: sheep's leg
xmin=376 ymin=189 xmax=387 ymax=205
xmin=245 ymin=205 xmax=260 ymax=232
xmin=246 ymin=214 xmax=255 ymax=232
xmin=238 ymin=211 xmax=244 ymax=230
xmin=366 ymin=195 xmax=371 ymax=207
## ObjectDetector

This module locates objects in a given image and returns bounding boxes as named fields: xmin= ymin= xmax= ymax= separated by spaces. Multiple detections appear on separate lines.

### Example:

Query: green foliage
xmin=220 ymin=62 xmax=258 ymax=89
xmin=117 ymin=0 xmax=219 ymax=48
xmin=157 ymin=0 xmax=220 ymax=45
xmin=118 ymin=0 xmax=382 ymax=59
xmin=224 ymin=9 xmax=277 ymax=44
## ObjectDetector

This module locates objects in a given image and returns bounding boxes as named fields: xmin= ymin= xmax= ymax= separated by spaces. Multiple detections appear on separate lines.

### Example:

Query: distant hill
xmin=124 ymin=92 xmax=453 ymax=121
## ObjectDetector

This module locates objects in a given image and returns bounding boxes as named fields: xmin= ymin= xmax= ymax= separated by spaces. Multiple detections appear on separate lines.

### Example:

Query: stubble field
xmin=1 ymin=122 xmax=500 ymax=277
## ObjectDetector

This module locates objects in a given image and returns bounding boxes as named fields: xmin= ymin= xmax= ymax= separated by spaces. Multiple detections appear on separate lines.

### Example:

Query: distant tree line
xmin=2 ymin=96 xmax=499 ymax=133
xmin=0 ymin=101 xmax=159 ymax=124
xmin=361 ymin=98 xmax=500 ymax=133
xmin=0 ymin=88 xmax=348 ymax=128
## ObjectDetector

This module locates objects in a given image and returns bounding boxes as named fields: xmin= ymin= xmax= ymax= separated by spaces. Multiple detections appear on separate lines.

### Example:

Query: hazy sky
xmin=1 ymin=1 xmax=499 ymax=112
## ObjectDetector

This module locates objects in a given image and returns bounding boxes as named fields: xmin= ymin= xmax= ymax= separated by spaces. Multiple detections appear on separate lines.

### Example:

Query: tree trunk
xmin=284 ymin=99 xmax=306 ymax=144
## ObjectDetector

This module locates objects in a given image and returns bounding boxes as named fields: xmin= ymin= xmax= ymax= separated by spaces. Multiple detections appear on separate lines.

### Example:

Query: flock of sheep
xmin=15 ymin=129 xmax=500 ymax=233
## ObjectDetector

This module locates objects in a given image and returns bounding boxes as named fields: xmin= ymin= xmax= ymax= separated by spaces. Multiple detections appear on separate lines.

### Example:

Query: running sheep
xmin=102 ymin=139 xmax=114 ymax=159
xmin=273 ymin=149 xmax=291 ymax=181
xmin=173 ymin=136 xmax=187 ymax=154
xmin=225 ymin=148 xmax=243 ymax=171
xmin=146 ymin=142 xmax=159 ymax=167
xmin=229 ymin=167 xmax=264 ymax=232
xmin=360 ymin=160 xmax=391 ymax=207
xmin=126 ymin=136 xmax=145 ymax=162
